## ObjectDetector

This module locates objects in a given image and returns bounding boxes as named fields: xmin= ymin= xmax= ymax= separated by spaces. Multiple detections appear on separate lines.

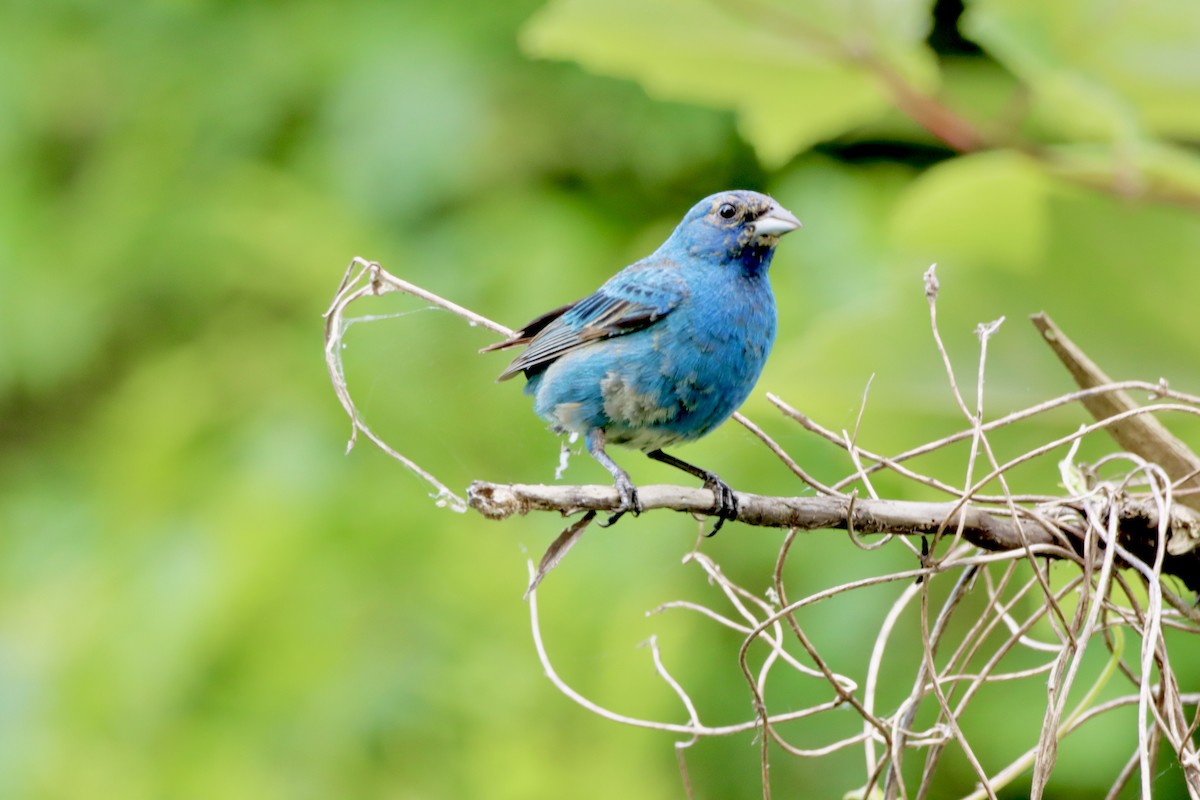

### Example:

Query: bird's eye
xmin=718 ymin=202 xmax=737 ymax=220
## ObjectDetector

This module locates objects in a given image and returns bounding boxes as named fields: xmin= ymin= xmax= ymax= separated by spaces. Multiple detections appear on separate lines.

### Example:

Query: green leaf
xmin=889 ymin=149 xmax=1049 ymax=271
xmin=1041 ymin=140 xmax=1200 ymax=205
xmin=522 ymin=0 xmax=939 ymax=166
xmin=964 ymin=0 xmax=1200 ymax=141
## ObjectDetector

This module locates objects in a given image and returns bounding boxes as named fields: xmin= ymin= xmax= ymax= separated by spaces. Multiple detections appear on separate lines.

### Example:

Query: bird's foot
xmin=703 ymin=474 xmax=738 ymax=537
xmin=643 ymin=450 xmax=739 ymax=536
xmin=599 ymin=473 xmax=642 ymax=528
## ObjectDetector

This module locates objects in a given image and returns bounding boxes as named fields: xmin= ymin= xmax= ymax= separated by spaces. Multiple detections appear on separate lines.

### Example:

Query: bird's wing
xmin=488 ymin=263 xmax=688 ymax=381
xmin=478 ymin=301 xmax=575 ymax=354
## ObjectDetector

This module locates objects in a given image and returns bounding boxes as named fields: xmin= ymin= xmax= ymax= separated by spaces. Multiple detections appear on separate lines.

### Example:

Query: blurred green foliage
xmin=2 ymin=0 xmax=1200 ymax=797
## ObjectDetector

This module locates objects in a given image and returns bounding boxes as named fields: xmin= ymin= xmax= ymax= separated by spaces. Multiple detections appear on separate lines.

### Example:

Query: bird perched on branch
xmin=483 ymin=190 xmax=801 ymax=533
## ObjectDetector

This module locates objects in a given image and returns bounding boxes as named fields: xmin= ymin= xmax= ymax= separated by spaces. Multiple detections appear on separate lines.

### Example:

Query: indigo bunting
xmin=484 ymin=191 xmax=801 ymax=532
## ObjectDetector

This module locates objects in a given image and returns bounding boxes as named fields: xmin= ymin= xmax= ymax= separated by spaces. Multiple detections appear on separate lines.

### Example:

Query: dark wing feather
xmin=492 ymin=263 xmax=687 ymax=381
xmin=478 ymin=301 xmax=577 ymax=354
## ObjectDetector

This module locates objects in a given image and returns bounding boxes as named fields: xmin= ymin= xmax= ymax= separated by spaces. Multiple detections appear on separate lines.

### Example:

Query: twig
xmin=468 ymin=481 xmax=1200 ymax=592
xmin=328 ymin=261 xmax=1200 ymax=799
xmin=1032 ymin=312 xmax=1200 ymax=515
xmin=323 ymin=258 xmax=472 ymax=511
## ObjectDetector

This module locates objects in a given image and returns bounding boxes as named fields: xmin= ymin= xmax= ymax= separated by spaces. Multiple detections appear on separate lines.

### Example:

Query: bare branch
xmin=328 ymin=261 xmax=1200 ymax=799
xmin=468 ymin=481 xmax=1200 ymax=592
xmin=1033 ymin=311 xmax=1200 ymax=516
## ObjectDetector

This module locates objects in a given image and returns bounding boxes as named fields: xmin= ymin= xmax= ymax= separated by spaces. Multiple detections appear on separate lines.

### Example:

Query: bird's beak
xmin=752 ymin=203 xmax=803 ymax=238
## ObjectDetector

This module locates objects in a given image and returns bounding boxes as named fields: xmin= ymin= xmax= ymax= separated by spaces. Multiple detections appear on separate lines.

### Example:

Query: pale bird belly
xmin=595 ymin=368 xmax=722 ymax=452
xmin=599 ymin=372 xmax=674 ymax=426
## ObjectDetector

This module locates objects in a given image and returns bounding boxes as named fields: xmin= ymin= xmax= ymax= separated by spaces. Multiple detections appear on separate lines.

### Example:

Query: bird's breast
xmin=678 ymin=272 xmax=777 ymax=367
xmin=530 ymin=271 xmax=777 ymax=448
xmin=619 ymin=273 xmax=776 ymax=442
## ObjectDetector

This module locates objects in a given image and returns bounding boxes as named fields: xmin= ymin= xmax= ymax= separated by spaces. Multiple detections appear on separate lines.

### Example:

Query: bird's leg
xmin=646 ymin=449 xmax=737 ymax=536
xmin=585 ymin=428 xmax=641 ymax=527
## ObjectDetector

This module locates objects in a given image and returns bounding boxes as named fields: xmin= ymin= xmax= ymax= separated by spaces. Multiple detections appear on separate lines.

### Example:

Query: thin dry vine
xmin=325 ymin=256 xmax=1200 ymax=800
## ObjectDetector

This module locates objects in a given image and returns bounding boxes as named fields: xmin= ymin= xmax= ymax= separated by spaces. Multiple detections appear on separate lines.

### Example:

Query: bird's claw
xmin=599 ymin=474 xmax=642 ymax=528
xmin=703 ymin=475 xmax=738 ymax=537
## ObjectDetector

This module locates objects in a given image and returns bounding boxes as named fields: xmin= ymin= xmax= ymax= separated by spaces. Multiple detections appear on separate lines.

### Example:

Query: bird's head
xmin=669 ymin=190 xmax=802 ymax=273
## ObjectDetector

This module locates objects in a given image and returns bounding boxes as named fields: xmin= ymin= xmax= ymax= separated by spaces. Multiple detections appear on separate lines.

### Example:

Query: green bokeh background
xmin=3 ymin=0 xmax=1200 ymax=797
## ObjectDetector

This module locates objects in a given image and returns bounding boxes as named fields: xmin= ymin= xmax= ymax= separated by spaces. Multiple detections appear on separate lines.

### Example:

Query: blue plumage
xmin=485 ymin=190 xmax=801 ymax=531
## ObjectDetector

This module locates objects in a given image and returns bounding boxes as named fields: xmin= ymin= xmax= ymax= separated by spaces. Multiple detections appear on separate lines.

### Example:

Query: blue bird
xmin=484 ymin=190 xmax=801 ymax=533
